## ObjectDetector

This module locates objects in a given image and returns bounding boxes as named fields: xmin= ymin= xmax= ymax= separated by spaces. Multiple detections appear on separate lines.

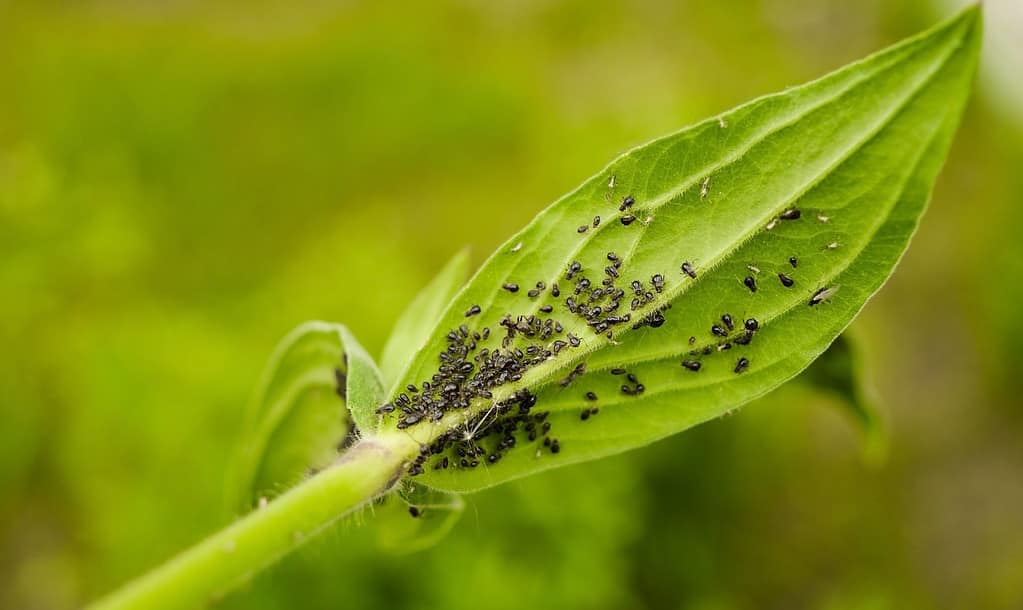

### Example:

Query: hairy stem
xmin=88 ymin=434 xmax=419 ymax=610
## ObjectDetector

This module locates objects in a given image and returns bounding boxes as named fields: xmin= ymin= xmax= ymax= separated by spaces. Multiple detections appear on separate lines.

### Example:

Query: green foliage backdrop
xmin=1 ymin=1 xmax=1020 ymax=609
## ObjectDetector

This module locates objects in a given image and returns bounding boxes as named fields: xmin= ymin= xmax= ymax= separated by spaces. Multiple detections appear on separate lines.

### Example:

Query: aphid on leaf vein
xmin=621 ymin=214 xmax=637 ymax=226
xmin=778 ymin=273 xmax=795 ymax=287
xmin=619 ymin=195 xmax=635 ymax=211
xmin=593 ymin=215 xmax=601 ymax=227
xmin=578 ymin=225 xmax=588 ymax=233
xmin=681 ymin=261 xmax=697 ymax=279
xmin=721 ymin=313 xmax=734 ymax=331
xmin=779 ymin=208 xmax=801 ymax=220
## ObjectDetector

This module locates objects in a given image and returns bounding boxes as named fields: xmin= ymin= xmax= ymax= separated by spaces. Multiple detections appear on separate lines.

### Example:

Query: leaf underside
xmin=367 ymin=8 xmax=981 ymax=493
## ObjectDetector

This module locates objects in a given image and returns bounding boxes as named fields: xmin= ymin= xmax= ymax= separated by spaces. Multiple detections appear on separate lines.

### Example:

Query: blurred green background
xmin=2 ymin=1 xmax=1021 ymax=609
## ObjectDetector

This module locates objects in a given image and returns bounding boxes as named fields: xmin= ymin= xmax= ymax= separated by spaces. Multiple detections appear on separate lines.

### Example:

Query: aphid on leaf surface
xmin=593 ymin=215 xmax=601 ymax=227
xmin=717 ymin=343 xmax=732 ymax=351
xmin=652 ymin=274 xmax=665 ymax=293
xmin=681 ymin=261 xmax=697 ymax=279
xmin=406 ymin=384 xmax=418 ymax=393
xmin=779 ymin=208 xmax=801 ymax=220
xmin=681 ymin=360 xmax=701 ymax=372
xmin=688 ymin=336 xmax=696 ymax=345
xmin=540 ymin=305 xmax=553 ymax=313
xmin=465 ymin=304 xmax=482 ymax=317
xmin=789 ymin=256 xmax=798 ymax=268
xmin=610 ymin=368 xmax=626 ymax=375
xmin=621 ymin=214 xmax=637 ymax=226
xmin=585 ymin=391 xmax=598 ymax=401
xmin=721 ymin=314 xmax=734 ymax=331
xmin=503 ymin=282 xmax=519 ymax=293
xmin=409 ymin=507 xmax=421 ymax=518
xmin=734 ymin=357 xmax=750 ymax=374
xmin=744 ymin=276 xmax=758 ymax=293
xmin=700 ymin=177 xmax=711 ymax=200
xmin=744 ymin=318 xmax=759 ymax=332
xmin=778 ymin=273 xmax=795 ymax=287
xmin=550 ymin=439 xmax=561 ymax=454
xmin=551 ymin=282 xmax=561 ymax=297
xmin=580 ymin=410 xmax=591 ymax=421
xmin=578 ymin=225 xmax=588 ymax=233
xmin=527 ymin=288 xmax=541 ymax=298
xmin=809 ymin=286 xmax=840 ymax=306
xmin=711 ymin=325 xmax=728 ymax=338
xmin=619 ymin=195 xmax=635 ymax=211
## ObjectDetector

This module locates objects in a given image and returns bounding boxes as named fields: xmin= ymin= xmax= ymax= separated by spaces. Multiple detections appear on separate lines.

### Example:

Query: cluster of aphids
xmin=381 ymin=189 xmax=840 ymax=476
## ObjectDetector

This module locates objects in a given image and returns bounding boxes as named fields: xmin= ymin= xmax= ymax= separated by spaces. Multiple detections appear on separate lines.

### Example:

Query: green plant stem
xmin=88 ymin=435 xmax=419 ymax=610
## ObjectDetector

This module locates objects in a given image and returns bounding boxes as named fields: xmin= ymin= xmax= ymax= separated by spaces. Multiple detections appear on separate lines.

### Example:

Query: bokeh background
xmin=2 ymin=1 xmax=1021 ymax=609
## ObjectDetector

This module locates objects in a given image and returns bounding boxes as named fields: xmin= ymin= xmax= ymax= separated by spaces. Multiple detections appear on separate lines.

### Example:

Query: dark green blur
xmin=1 ymin=1 xmax=1021 ymax=609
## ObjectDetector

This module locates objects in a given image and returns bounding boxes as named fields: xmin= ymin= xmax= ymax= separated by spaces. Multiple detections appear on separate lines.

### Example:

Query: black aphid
xmin=528 ymin=288 xmax=541 ymax=297
xmin=465 ymin=304 xmax=482 ymax=317
xmin=652 ymin=274 xmax=665 ymax=293
xmin=567 ymin=261 xmax=582 ymax=279
xmin=711 ymin=324 xmax=728 ymax=338
xmin=503 ymin=282 xmax=519 ymax=293
xmin=551 ymin=283 xmax=561 ymax=297
xmin=778 ymin=273 xmax=795 ymax=288
xmin=611 ymin=368 xmax=626 ymax=375
xmin=619 ymin=195 xmax=635 ymax=211
xmin=743 ymin=276 xmax=757 ymax=293
xmin=540 ymin=304 xmax=553 ymax=313
xmin=550 ymin=439 xmax=561 ymax=454
xmin=407 ymin=384 xmax=418 ymax=393
xmin=744 ymin=318 xmax=759 ymax=332
xmin=721 ymin=314 xmax=734 ymax=331
xmin=593 ymin=215 xmax=601 ymax=227
xmin=621 ymin=214 xmax=636 ymax=226
xmin=789 ymin=256 xmax=798 ymax=268
xmin=779 ymin=208 xmax=801 ymax=220
xmin=580 ymin=410 xmax=591 ymax=421
xmin=734 ymin=357 xmax=750 ymax=373
xmin=578 ymin=225 xmax=588 ymax=233
xmin=409 ymin=506 xmax=421 ymax=517
xmin=681 ymin=261 xmax=697 ymax=279
xmin=585 ymin=391 xmax=598 ymax=401
xmin=681 ymin=360 xmax=701 ymax=372
xmin=689 ymin=336 xmax=696 ymax=345
xmin=607 ymin=252 xmax=619 ymax=262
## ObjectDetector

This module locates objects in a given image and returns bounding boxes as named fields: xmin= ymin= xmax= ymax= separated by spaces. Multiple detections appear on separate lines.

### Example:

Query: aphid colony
xmin=381 ymin=195 xmax=841 ymax=475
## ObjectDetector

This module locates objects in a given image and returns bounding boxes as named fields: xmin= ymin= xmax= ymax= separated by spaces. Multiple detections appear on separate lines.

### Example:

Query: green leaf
xmin=230 ymin=321 xmax=384 ymax=512
xmin=379 ymin=248 xmax=471 ymax=390
xmin=370 ymin=8 xmax=980 ymax=492
xmin=372 ymin=484 xmax=465 ymax=555
xmin=799 ymin=332 xmax=886 ymax=463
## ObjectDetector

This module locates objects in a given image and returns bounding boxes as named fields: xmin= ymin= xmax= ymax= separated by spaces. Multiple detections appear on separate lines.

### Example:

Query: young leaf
xmin=373 ymin=484 xmax=466 ymax=554
xmin=230 ymin=321 xmax=384 ymax=511
xmin=799 ymin=332 xmax=886 ymax=462
xmin=379 ymin=248 xmax=471 ymax=389
xmin=370 ymin=8 xmax=980 ymax=492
